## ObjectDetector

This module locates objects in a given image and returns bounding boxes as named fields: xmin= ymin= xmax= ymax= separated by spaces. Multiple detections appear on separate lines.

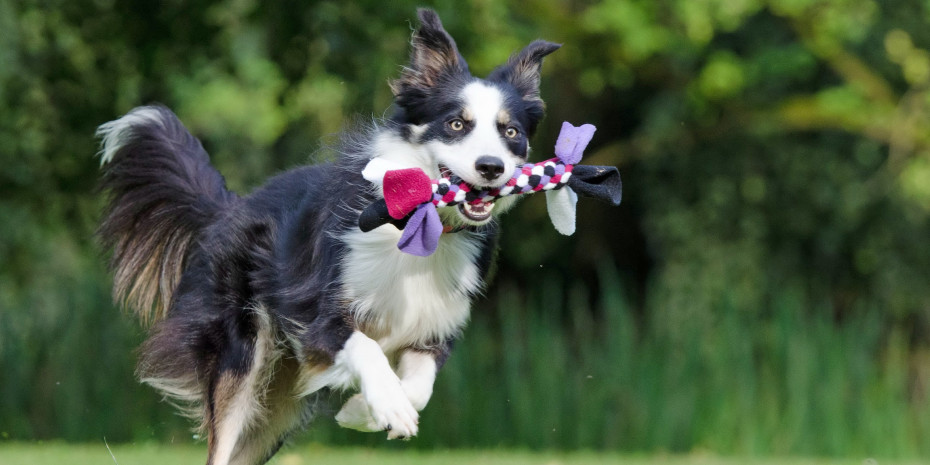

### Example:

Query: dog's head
xmin=388 ymin=9 xmax=560 ymax=226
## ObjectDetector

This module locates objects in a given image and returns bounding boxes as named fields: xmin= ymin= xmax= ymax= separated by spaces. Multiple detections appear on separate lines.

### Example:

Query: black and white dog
xmin=98 ymin=9 xmax=560 ymax=465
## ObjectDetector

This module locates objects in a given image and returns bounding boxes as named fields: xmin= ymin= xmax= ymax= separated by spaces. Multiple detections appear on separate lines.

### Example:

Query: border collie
xmin=97 ymin=9 xmax=560 ymax=465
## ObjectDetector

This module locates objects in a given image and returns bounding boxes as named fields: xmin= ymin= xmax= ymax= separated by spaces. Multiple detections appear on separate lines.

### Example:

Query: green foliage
xmin=2 ymin=0 xmax=930 ymax=458
xmin=300 ymin=268 xmax=929 ymax=457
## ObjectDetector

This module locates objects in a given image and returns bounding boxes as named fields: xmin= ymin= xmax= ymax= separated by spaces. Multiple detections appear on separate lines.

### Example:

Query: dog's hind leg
xmin=206 ymin=370 xmax=259 ymax=465
xmin=205 ymin=310 xmax=277 ymax=465
xmin=225 ymin=357 xmax=316 ymax=465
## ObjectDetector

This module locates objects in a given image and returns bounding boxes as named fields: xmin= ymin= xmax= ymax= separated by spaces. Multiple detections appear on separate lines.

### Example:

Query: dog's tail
xmin=97 ymin=105 xmax=237 ymax=325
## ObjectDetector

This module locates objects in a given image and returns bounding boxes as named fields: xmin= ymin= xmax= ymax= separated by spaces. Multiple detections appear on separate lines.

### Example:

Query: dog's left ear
xmin=488 ymin=40 xmax=562 ymax=103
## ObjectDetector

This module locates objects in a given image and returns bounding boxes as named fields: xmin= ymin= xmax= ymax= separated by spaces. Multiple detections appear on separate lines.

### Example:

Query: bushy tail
xmin=97 ymin=105 xmax=237 ymax=325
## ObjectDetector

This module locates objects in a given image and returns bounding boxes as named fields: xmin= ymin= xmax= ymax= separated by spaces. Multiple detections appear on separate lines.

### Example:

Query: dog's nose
xmin=475 ymin=156 xmax=505 ymax=181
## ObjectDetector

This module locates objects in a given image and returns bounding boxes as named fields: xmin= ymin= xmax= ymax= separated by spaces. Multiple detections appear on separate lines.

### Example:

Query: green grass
xmin=0 ymin=442 xmax=922 ymax=465
xmin=4 ymin=266 xmax=929 ymax=457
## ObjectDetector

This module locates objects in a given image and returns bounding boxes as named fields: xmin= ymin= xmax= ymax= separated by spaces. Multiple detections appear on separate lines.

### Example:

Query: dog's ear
xmin=488 ymin=40 xmax=561 ymax=103
xmin=391 ymin=9 xmax=468 ymax=96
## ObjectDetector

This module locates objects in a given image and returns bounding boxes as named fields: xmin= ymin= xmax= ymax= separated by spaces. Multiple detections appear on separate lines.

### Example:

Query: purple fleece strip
xmin=397 ymin=203 xmax=442 ymax=256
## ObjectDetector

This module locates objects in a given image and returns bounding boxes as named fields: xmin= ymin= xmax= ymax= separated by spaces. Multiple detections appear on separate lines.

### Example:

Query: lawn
xmin=0 ymin=442 xmax=921 ymax=465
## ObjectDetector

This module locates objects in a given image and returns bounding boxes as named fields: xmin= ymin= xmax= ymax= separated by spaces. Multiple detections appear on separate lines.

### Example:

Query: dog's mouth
xmin=458 ymin=201 xmax=495 ymax=222
xmin=438 ymin=164 xmax=497 ymax=224
xmin=438 ymin=164 xmax=454 ymax=179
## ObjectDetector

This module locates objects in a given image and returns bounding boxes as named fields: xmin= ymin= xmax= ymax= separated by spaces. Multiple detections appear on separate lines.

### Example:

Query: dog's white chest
xmin=340 ymin=226 xmax=482 ymax=351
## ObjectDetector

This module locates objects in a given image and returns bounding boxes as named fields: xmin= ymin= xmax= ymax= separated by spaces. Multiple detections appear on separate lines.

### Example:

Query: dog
xmin=97 ymin=9 xmax=560 ymax=465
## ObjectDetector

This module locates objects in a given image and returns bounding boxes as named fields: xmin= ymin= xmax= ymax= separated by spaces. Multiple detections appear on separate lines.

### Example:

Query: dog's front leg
xmin=336 ymin=349 xmax=438 ymax=439
xmin=333 ymin=332 xmax=419 ymax=438
xmin=396 ymin=350 xmax=438 ymax=411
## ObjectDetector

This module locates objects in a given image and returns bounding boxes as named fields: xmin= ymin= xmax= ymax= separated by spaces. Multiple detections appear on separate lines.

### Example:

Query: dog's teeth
xmin=461 ymin=201 xmax=494 ymax=221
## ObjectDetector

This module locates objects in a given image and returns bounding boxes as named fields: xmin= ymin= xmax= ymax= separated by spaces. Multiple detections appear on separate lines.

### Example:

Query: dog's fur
xmin=97 ymin=9 xmax=559 ymax=465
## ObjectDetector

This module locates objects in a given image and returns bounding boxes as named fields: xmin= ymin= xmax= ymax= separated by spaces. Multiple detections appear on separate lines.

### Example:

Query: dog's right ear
xmin=391 ymin=9 xmax=468 ymax=96
xmin=488 ymin=40 xmax=561 ymax=104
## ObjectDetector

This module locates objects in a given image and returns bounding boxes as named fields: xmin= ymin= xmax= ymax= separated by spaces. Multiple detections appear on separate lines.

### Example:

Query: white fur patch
xmin=462 ymin=82 xmax=505 ymax=125
xmin=335 ymin=393 xmax=379 ymax=432
xmin=332 ymin=332 xmax=419 ymax=438
xmin=96 ymin=106 xmax=168 ymax=165
xmin=334 ymin=349 xmax=437 ymax=434
xmin=339 ymin=225 xmax=481 ymax=353
xmin=397 ymin=351 xmax=437 ymax=411
xmin=372 ymin=131 xmax=436 ymax=176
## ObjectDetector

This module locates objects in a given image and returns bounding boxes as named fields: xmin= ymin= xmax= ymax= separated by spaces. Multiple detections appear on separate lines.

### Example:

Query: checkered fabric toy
xmin=359 ymin=122 xmax=622 ymax=256
xmin=430 ymin=158 xmax=574 ymax=206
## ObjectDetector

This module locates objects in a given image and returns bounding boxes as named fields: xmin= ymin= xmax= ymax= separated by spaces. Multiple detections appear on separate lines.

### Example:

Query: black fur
xmin=97 ymin=107 xmax=238 ymax=324
xmin=487 ymin=40 xmax=562 ymax=135
xmin=391 ymin=9 xmax=470 ymax=117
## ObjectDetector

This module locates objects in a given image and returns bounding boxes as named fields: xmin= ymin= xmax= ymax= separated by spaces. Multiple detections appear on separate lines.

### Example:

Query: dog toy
xmin=358 ymin=122 xmax=622 ymax=256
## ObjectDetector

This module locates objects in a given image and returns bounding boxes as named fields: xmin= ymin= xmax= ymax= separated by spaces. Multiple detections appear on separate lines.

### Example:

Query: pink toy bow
xmin=382 ymin=168 xmax=433 ymax=219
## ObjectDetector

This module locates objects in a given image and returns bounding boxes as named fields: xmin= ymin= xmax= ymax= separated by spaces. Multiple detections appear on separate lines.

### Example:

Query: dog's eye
xmin=449 ymin=119 xmax=465 ymax=131
xmin=505 ymin=127 xmax=519 ymax=138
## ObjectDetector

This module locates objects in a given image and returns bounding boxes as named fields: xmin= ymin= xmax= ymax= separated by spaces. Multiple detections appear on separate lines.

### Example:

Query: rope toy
xmin=358 ymin=122 xmax=622 ymax=256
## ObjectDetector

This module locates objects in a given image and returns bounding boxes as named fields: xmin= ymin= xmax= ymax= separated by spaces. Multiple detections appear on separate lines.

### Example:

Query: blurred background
xmin=1 ymin=0 xmax=929 ymax=459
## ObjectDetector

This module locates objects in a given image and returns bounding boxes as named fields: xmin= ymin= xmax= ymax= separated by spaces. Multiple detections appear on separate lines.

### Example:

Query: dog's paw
xmin=336 ymin=387 xmax=419 ymax=439
xmin=387 ymin=424 xmax=416 ymax=441
xmin=335 ymin=394 xmax=380 ymax=432
xmin=364 ymin=379 xmax=419 ymax=439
